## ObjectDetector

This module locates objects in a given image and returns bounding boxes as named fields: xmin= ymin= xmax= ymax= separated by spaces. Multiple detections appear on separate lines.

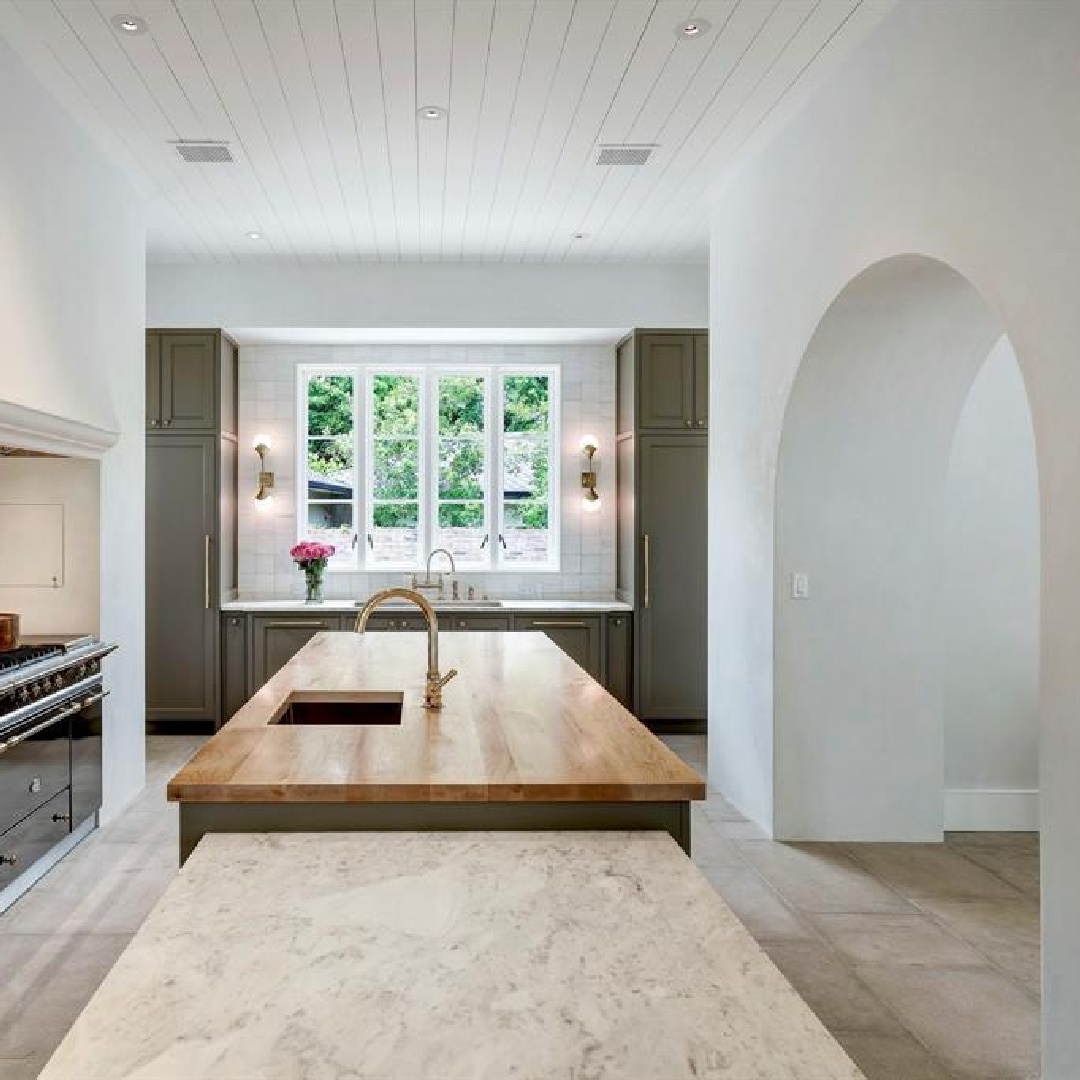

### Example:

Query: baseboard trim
xmin=945 ymin=788 xmax=1039 ymax=832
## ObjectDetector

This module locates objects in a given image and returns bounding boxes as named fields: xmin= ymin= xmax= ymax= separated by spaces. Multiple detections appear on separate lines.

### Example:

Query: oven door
xmin=0 ymin=706 xmax=71 ymax=838
xmin=71 ymin=689 xmax=104 ymax=829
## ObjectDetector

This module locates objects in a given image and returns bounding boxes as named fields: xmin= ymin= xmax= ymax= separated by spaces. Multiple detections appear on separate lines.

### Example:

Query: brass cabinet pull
xmin=643 ymin=533 xmax=650 ymax=609
xmin=269 ymin=621 xmax=329 ymax=629
xmin=684 ymin=418 xmax=692 ymax=428
xmin=204 ymin=535 xmax=212 ymax=610
xmin=531 ymin=620 xmax=588 ymax=629
xmin=696 ymin=420 xmax=706 ymax=428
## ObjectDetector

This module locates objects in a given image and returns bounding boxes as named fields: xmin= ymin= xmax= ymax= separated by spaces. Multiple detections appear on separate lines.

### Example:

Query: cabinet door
xmin=514 ymin=615 xmax=603 ymax=682
xmin=605 ymin=613 xmax=633 ymax=708
xmin=637 ymin=436 xmax=708 ymax=721
xmin=220 ymin=614 xmax=249 ymax=725
xmin=251 ymin=616 xmax=342 ymax=688
xmin=145 ymin=333 xmax=161 ymax=429
xmin=445 ymin=614 xmax=511 ymax=632
xmin=146 ymin=436 xmax=218 ymax=722
xmin=160 ymin=332 xmax=217 ymax=431
xmin=693 ymin=332 xmax=709 ymax=430
xmin=638 ymin=333 xmax=694 ymax=431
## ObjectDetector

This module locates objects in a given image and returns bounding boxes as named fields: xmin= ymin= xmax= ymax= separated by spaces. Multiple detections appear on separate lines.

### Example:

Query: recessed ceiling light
xmin=245 ymin=231 xmax=264 ymax=241
xmin=571 ymin=232 xmax=589 ymax=241
xmin=676 ymin=18 xmax=711 ymax=39
xmin=110 ymin=13 xmax=147 ymax=35
xmin=417 ymin=105 xmax=446 ymax=121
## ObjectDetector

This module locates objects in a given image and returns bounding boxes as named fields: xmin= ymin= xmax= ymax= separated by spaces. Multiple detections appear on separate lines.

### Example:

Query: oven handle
xmin=0 ymin=690 xmax=109 ymax=756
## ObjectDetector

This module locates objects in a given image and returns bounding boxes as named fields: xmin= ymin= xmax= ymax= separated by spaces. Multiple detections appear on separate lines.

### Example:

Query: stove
xmin=1 ymin=634 xmax=116 ymax=910
xmin=0 ymin=644 xmax=64 ymax=674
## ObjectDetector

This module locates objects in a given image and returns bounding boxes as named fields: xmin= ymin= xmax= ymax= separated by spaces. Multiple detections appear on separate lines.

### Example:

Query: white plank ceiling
xmin=0 ymin=0 xmax=885 ymax=264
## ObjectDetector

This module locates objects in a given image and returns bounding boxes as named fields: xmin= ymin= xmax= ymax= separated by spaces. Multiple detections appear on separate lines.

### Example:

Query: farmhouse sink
xmin=274 ymin=692 xmax=404 ymax=726
xmin=353 ymin=598 xmax=503 ymax=610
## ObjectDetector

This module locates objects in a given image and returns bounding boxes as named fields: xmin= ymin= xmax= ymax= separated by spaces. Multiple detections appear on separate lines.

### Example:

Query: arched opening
xmin=773 ymin=255 xmax=1039 ymax=841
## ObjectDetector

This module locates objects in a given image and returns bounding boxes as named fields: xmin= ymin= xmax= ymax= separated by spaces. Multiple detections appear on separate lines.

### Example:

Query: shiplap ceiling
xmin=0 ymin=0 xmax=884 ymax=264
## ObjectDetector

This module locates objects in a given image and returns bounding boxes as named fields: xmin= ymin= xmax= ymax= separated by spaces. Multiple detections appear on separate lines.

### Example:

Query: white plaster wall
xmin=0 ymin=39 xmax=146 ymax=820
xmin=238 ymin=344 xmax=615 ymax=601
xmin=943 ymin=337 xmax=1040 ymax=827
xmin=707 ymin=2 xmax=1080 ymax=1069
xmin=774 ymin=257 xmax=1000 ymax=841
xmin=0 ymin=458 xmax=100 ymax=636
xmin=146 ymin=263 xmax=708 ymax=330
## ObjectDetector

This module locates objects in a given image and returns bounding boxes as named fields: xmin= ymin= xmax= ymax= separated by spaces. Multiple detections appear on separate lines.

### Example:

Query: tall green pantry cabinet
xmin=145 ymin=330 xmax=238 ymax=727
xmin=616 ymin=330 xmax=709 ymax=730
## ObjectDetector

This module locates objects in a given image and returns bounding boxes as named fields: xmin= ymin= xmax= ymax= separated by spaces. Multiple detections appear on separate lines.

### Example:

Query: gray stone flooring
xmin=0 ymin=734 xmax=1040 ymax=1079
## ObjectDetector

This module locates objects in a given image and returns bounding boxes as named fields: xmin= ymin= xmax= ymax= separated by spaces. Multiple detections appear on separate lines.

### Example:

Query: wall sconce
xmin=581 ymin=434 xmax=600 ymax=512
xmin=253 ymin=434 xmax=275 ymax=502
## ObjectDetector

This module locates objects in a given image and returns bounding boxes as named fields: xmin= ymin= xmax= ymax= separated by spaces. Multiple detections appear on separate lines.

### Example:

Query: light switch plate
xmin=791 ymin=571 xmax=809 ymax=599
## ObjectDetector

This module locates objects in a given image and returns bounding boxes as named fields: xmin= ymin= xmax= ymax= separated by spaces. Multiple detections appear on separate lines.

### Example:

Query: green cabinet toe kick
xmin=178 ymin=800 xmax=691 ymax=865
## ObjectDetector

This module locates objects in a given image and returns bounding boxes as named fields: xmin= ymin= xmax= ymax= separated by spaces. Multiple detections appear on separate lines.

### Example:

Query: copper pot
xmin=0 ymin=613 xmax=20 ymax=652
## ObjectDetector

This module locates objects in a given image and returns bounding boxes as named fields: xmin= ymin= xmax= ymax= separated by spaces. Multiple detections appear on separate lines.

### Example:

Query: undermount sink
xmin=274 ymin=692 xmax=403 ymax=726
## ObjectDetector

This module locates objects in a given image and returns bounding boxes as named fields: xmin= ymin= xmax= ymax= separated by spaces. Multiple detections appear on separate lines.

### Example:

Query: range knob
xmin=76 ymin=664 xmax=87 ymax=679
xmin=17 ymin=687 xmax=30 ymax=705
xmin=29 ymin=682 xmax=43 ymax=700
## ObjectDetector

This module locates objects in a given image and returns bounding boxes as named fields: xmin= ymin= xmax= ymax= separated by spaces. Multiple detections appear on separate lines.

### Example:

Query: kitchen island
xmin=169 ymin=630 xmax=704 ymax=862
xmin=38 ymin=831 xmax=862 ymax=1080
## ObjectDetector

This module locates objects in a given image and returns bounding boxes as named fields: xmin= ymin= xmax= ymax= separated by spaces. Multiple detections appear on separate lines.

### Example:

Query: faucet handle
xmin=437 ymin=668 xmax=458 ymax=689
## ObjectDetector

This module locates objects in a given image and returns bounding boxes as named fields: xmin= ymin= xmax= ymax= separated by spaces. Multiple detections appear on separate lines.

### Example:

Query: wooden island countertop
xmin=168 ymin=631 xmax=704 ymax=860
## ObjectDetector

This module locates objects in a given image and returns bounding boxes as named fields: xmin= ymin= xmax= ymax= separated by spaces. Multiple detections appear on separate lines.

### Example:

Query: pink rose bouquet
xmin=290 ymin=542 xmax=335 ymax=603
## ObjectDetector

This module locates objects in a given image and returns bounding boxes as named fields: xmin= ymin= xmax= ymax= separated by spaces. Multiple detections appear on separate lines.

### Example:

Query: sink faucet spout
xmin=354 ymin=587 xmax=458 ymax=708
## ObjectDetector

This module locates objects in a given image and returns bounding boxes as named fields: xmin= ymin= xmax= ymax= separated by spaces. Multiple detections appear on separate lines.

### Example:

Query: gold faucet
xmin=354 ymin=587 xmax=458 ymax=709
xmin=410 ymin=547 xmax=456 ymax=599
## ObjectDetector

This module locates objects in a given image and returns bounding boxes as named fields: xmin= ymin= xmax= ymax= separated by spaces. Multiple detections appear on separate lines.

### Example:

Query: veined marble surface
xmin=39 ymin=832 xmax=862 ymax=1080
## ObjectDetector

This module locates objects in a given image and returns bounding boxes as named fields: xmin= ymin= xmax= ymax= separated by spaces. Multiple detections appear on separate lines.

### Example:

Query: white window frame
xmin=296 ymin=366 xmax=361 ymax=570
xmin=296 ymin=362 xmax=560 ymax=573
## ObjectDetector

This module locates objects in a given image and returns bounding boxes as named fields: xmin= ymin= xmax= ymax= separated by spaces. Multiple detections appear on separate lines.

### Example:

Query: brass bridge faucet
xmin=354 ymin=587 xmax=458 ymax=709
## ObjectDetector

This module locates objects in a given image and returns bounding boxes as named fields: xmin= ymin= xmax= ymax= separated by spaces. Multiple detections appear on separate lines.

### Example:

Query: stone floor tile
xmin=762 ymin=942 xmax=907 ymax=1036
xmin=737 ymin=841 xmax=916 ymax=914
xmin=809 ymin=912 xmax=987 ymax=967
xmin=0 ymin=1058 xmax=43 ymax=1080
xmin=914 ymin=898 xmax=1041 ymax=995
xmin=833 ymin=1031 xmax=955 ymax=1080
xmin=700 ymin=865 xmax=815 ymax=942
xmin=855 ymin=963 xmax=1040 ymax=1078
xmin=0 ymin=933 xmax=131 ymax=1059
xmin=946 ymin=838 xmax=1039 ymax=899
xmin=844 ymin=844 xmax=1025 ymax=902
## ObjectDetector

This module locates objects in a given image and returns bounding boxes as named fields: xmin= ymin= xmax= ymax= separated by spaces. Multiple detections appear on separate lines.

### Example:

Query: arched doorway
xmin=772 ymin=255 xmax=1038 ymax=841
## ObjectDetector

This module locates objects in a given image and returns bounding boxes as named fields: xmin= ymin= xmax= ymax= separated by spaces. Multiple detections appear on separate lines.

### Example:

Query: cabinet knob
xmin=163 ymin=418 xmax=172 ymax=427
xmin=696 ymin=420 xmax=705 ymax=428
xmin=150 ymin=418 xmax=159 ymax=427
xmin=684 ymin=418 xmax=692 ymax=428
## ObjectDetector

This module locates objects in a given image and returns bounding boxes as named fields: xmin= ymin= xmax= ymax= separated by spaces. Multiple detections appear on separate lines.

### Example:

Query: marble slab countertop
xmin=221 ymin=597 xmax=633 ymax=613
xmin=39 ymin=832 xmax=862 ymax=1080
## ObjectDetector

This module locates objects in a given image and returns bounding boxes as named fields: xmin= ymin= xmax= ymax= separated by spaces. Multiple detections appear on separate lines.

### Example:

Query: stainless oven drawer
xmin=0 ymin=711 xmax=70 ymax=835
xmin=0 ymin=788 xmax=71 ymax=889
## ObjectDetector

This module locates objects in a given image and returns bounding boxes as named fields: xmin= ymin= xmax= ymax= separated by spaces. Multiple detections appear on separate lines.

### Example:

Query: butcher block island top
xmin=168 ymin=631 xmax=705 ymax=805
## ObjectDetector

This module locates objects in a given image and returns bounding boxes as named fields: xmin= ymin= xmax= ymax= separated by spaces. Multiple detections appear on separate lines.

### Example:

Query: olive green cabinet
xmin=251 ymin=615 xmax=345 ymax=688
xmin=146 ymin=436 xmax=218 ymax=722
xmin=636 ymin=436 xmax=708 ymax=721
xmin=617 ymin=328 xmax=709 ymax=730
xmin=513 ymin=615 xmax=603 ymax=682
xmin=605 ymin=613 xmax=633 ymax=708
xmin=446 ymin=614 xmax=512 ymax=632
xmin=221 ymin=614 xmax=249 ymax=724
xmin=146 ymin=329 xmax=237 ymax=728
xmin=146 ymin=331 xmax=218 ymax=432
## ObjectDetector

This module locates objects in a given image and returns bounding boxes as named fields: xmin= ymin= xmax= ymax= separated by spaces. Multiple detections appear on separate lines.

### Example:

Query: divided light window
xmin=297 ymin=364 xmax=558 ymax=572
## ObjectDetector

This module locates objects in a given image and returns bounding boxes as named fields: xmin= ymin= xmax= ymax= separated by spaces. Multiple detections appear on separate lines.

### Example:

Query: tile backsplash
xmin=238 ymin=344 xmax=617 ymax=601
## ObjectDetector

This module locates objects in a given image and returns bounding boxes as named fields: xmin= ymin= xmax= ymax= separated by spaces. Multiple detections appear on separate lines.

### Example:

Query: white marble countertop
xmin=221 ymin=597 xmax=633 ymax=613
xmin=40 ymin=832 xmax=861 ymax=1080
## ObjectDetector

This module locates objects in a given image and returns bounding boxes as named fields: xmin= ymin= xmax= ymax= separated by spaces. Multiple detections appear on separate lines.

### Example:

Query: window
xmin=301 ymin=372 xmax=356 ymax=567
xmin=297 ymin=364 xmax=558 ymax=571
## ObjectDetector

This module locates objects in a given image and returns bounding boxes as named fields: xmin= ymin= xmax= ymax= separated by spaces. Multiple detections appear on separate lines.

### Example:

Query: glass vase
xmin=303 ymin=564 xmax=324 ymax=604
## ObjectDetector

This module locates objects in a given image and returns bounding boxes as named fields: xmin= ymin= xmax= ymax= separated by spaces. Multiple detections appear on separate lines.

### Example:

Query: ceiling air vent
xmin=172 ymin=140 xmax=233 ymax=164
xmin=596 ymin=143 xmax=657 ymax=166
